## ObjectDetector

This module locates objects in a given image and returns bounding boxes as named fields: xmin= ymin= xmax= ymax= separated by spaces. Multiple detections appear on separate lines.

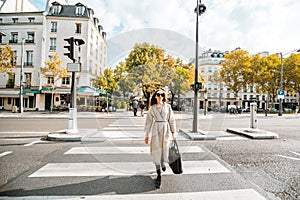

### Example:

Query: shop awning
xmin=41 ymin=88 xmax=70 ymax=94
xmin=77 ymin=86 xmax=99 ymax=96
xmin=23 ymin=89 xmax=41 ymax=95
xmin=0 ymin=90 xmax=19 ymax=97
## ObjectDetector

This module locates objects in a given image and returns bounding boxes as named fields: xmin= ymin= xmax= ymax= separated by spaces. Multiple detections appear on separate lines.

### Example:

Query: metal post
xmin=19 ymin=38 xmax=25 ymax=113
xmin=67 ymin=68 xmax=78 ymax=134
xmin=250 ymin=102 xmax=257 ymax=129
xmin=278 ymin=53 xmax=283 ymax=116
xmin=192 ymin=0 xmax=206 ymax=132
xmin=192 ymin=0 xmax=200 ymax=132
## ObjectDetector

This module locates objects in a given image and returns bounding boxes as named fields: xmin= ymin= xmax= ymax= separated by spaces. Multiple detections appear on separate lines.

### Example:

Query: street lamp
xmin=192 ymin=0 xmax=206 ymax=132
xmin=278 ymin=48 xmax=300 ymax=116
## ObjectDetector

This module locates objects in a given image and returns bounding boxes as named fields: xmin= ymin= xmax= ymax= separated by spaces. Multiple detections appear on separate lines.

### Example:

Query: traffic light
xmin=196 ymin=82 xmax=203 ymax=90
xmin=190 ymin=82 xmax=203 ymax=91
xmin=64 ymin=37 xmax=75 ymax=62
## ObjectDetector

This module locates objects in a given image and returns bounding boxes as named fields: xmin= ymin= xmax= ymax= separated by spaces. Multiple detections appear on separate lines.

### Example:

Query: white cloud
xmin=69 ymin=0 xmax=300 ymax=55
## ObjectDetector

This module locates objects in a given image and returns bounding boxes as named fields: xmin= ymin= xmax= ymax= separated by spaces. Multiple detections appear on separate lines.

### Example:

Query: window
xmin=28 ymin=18 xmax=35 ymax=23
xmin=75 ymin=23 xmax=81 ymax=34
xmin=10 ymin=33 xmax=18 ymax=43
xmin=27 ymin=32 xmax=34 ymax=43
xmin=51 ymin=22 xmax=57 ymax=32
xmin=26 ymin=51 xmax=33 ymax=66
xmin=6 ymin=74 xmax=15 ymax=88
xmin=12 ymin=51 xmax=17 ymax=65
xmin=24 ymin=73 xmax=32 ymax=89
xmin=91 ymin=29 xmax=94 ymax=40
xmin=0 ymin=97 xmax=3 ymax=106
xmin=52 ymin=5 xmax=60 ymax=15
xmin=76 ymin=5 xmax=85 ymax=15
xmin=47 ymin=77 xmax=54 ymax=84
xmin=50 ymin=38 xmax=56 ymax=50
xmin=62 ymin=77 xmax=70 ymax=85
xmin=12 ymin=18 xmax=18 ymax=23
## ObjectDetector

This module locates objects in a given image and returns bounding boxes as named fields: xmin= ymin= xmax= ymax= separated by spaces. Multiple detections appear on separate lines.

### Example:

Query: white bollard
xmin=67 ymin=108 xmax=79 ymax=134
xmin=250 ymin=102 xmax=257 ymax=129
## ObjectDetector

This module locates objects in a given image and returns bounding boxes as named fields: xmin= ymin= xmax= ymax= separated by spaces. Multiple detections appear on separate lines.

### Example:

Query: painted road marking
xmin=64 ymin=146 xmax=204 ymax=154
xmin=29 ymin=160 xmax=230 ymax=177
xmin=276 ymin=155 xmax=300 ymax=161
xmin=290 ymin=150 xmax=300 ymax=157
xmin=0 ymin=151 xmax=12 ymax=158
xmin=0 ymin=189 xmax=267 ymax=200
xmin=24 ymin=140 xmax=43 ymax=147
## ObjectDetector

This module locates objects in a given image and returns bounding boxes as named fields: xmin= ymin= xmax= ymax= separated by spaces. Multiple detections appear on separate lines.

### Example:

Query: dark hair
xmin=150 ymin=89 xmax=167 ymax=106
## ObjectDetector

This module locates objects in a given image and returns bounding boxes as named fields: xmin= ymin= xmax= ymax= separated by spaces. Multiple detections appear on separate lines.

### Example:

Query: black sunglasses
xmin=156 ymin=93 xmax=165 ymax=97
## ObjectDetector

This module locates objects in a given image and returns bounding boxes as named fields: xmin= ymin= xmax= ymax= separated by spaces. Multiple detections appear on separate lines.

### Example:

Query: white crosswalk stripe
xmin=64 ymin=146 xmax=204 ymax=154
xmin=22 ymin=118 xmax=267 ymax=200
xmin=1 ymin=189 xmax=267 ymax=200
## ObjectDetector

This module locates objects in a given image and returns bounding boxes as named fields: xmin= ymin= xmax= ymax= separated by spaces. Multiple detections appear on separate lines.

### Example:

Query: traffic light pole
xmin=67 ymin=69 xmax=78 ymax=134
xmin=63 ymin=37 xmax=83 ymax=134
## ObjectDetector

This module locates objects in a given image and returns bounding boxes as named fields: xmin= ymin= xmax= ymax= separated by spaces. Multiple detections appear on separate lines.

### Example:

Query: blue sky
xmin=30 ymin=0 xmax=300 ymax=55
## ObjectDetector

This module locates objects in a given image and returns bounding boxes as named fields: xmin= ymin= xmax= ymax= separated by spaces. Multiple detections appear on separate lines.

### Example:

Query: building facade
xmin=0 ymin=0 xmax=107 ymax=111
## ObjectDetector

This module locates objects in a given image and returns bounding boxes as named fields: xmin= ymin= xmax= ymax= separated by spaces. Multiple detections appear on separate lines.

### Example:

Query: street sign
xmin=67 ymin=63 xmax=81 ymax=72
xmin=278 ymin=90 xmax=284 ymax=99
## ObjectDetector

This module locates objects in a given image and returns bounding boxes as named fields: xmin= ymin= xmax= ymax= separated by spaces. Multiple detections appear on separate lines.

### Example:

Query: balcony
xmin=24 ymin=62 xmax=33 ymax=66
xmin=25 ymin=39 xmax=34 ymax=43
xmin=9 ymin=39 xmax=18 ymax=43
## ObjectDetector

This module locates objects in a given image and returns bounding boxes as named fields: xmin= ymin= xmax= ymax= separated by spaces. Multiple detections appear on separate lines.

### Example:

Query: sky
xmin=30 ymin=0 xmax=300 ymax=56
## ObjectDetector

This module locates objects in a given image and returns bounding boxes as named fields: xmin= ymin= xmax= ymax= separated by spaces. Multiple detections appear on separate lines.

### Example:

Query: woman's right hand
xmin=144 ymin=136 xmax=149 ymax=144
xmin=145 ymin=133 xmax=149 ymax=144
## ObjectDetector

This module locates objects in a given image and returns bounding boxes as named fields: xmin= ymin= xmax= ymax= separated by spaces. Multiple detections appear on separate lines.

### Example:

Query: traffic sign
xmin=278 ymin=90 xmax=284 ymax=99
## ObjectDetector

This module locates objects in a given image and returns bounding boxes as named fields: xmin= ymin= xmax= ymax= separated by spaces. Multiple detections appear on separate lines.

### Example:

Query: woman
xmin=144 ymin=89 xmax=176 ymax=189
xmin=139 ymin=101 xmax=146 ymax=117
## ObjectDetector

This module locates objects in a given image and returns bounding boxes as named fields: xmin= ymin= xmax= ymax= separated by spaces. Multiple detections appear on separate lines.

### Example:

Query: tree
xmin=124 ymin=42 xmax=191 ymax=106
xmin=284 ymin=53 xmax=300 ymax=106
xmin=93 ymin=68 xmax=120 ymax=112
xmin=219 ymin=48 xmax=252 ymax=103
xmin=169 ymin=58 xmax=194 ymax=110
xmin=41 ymin=53 xmax=68 ymax=112
xmin=254 ymin=54 xmax=281 ymax=107
xmin=0 ymin=44 xmax=16 ymax=75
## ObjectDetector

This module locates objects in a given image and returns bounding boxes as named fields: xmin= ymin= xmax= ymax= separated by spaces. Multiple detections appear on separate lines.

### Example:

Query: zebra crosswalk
xmin=1 ymin=118 xmax=268 ymax=200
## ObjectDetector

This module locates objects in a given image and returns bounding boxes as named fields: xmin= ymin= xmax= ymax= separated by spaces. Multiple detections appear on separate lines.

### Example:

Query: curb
xmin=226 ymin=128 xmax=279 ymax=139
xmin=47 ymin=131 xmax=82 ymax=142
xmin=179 ymin=129 xmax=216 ymax=140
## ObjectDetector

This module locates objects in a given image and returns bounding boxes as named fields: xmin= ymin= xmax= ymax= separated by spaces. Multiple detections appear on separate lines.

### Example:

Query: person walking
xmin=132 ymin=99 xmax=138 ymax=116
xmin=144 ymin=89 xmax=176 ymax=189
xmin=139 ymin=101 xmax=146 ymax=117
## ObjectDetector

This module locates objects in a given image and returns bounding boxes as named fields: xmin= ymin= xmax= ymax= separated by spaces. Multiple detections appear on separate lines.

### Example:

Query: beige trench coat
xmin=144 ymin=103 xmax=176 ymax=165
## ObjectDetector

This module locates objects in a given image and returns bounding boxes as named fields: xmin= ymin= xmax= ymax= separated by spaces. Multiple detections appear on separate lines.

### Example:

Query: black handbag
xmin=168 ymin=139 xmax=183 ymax=174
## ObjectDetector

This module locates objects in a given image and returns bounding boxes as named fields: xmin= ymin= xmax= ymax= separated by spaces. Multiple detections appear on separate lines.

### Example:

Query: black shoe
xmin=162 ymin=165 xmax=166 ymax=172
xmin=155 ymin=176 xmax=161 ymax=188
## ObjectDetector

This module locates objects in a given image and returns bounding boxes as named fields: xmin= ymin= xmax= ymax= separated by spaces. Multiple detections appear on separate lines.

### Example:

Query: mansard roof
xmin=47 ymin=2 xmax=90 ymax=18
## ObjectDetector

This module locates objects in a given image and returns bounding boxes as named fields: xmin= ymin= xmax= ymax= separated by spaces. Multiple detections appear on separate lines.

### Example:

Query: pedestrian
xmin=132 ymin=99 xmax=138 ymax=116
xmin=139 ymin=101 xmax=146 ymax=117
xmin=144 ymin=89 xmax=176 ymax=189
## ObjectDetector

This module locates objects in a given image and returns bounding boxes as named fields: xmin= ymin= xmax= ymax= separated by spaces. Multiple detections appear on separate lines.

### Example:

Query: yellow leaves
xmin=41 ymin=53 xmax=68 ymax=85
xmin=0 ymin=44 xmax=16 ymax=75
